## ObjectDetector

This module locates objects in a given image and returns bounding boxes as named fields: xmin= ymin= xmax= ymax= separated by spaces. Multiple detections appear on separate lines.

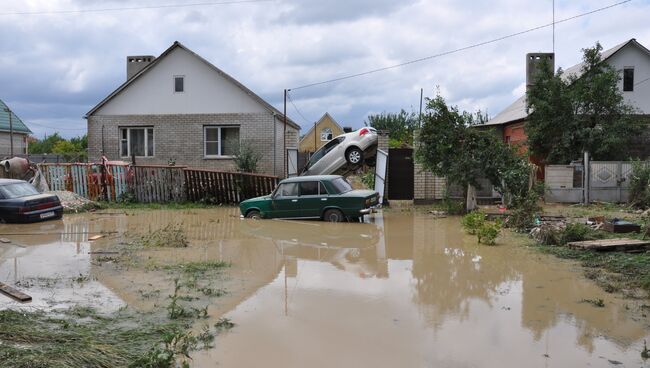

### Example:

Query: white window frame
xmin=120 ymin=127 xmax=155 ymax=157
xmin=204 ymin=125 xmax=240 ymax=158
xmin=320 ymin=127 xmax=333 ymax=141
xmin=174 ymin=75 xmax=185 ymax=93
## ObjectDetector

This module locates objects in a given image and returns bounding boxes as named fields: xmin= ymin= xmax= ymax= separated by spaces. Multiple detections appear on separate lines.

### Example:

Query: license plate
xmin=40 ymin=211 xmax=55 ymax=219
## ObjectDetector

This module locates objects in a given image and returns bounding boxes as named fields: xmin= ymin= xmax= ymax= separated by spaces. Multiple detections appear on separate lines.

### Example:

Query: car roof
xmin=279 ymin=175 xmax=342 ymax=183
xmin=0 ymin=179 xmax=27 ymax=185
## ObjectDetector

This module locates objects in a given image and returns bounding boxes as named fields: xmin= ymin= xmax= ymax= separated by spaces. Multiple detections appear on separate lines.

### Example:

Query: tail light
xmin=359 ymin=128 xmax=370 ymax=136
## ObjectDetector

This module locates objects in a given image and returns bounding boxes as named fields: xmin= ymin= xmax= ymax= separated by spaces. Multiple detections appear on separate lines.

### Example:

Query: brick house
xmin=484 ymin=38 xmax=650 ymax=175
xmin=298 ymin=112 xmax=345 ymax=153
xmin=86 ymin=41 xmax=299 ymax=177
xmin=0 ymin=99 xmax=31 ymax=157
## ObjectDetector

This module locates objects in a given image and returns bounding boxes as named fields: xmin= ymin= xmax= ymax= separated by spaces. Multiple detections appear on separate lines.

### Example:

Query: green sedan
xmin=239 ymin=175 xmax=379 ymax=222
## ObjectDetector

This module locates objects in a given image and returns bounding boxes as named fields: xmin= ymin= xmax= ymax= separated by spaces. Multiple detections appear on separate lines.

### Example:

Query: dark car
xmin=239 ymin=175 xmax=379 ymax=222
xmin=0 ymin=179 xmax=63 ymax=223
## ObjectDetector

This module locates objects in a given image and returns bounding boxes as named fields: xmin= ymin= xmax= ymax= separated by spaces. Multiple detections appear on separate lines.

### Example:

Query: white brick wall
xmin=88 ymin=113 xmax=299 ymax=177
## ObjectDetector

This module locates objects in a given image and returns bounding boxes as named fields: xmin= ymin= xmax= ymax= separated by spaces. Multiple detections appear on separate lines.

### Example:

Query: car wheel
xmin=323 ymin=209 xmax=344 ymax=222
xmin=346 ymin=147 xmax=363 ymax=165
xmin=245 ymin=210 xmax=261 ymax=219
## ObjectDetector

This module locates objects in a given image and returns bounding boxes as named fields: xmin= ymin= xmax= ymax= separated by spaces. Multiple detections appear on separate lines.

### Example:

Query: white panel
xmin=607 ymin=45 xmax=650 ymax=114
xmin=96 ymin=47 xmax=268 ymax=115
xmin=374 ymin=149 xmax=388 ymax=204
xmin=287 ymin=149 xmax=298 ymax=177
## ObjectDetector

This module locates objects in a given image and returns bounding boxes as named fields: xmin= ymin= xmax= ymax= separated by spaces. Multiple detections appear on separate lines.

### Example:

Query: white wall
xmin=95 ymin=47 xmax=268 ymax=115
xmin=608 ymin=45 xmax=650 ymax=114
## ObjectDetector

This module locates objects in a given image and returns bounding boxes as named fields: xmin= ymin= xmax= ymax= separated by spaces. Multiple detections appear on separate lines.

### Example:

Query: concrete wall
xmin=298 ymin=115 xmax=344 ymax=152
xmin=88 ymin=113 xmax=298 ymax=177
xmin=95 ymin=47 xmax=267 ymax=116
xmin=0 ymin=132 xmax=28 ymax=156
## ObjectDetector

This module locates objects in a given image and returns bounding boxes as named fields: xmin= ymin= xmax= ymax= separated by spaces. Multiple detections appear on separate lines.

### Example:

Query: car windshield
xmin=0 ymin=183 xmax=39 ymax=199
xmin=330 ymin=178 xmax=353 ymax=194
xmin=307 ymin=137 xmax=344 ymax=167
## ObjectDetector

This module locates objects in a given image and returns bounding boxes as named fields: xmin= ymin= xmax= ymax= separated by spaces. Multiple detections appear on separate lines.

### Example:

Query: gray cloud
xmin=0 ymin=0 xmax=649 ymax=138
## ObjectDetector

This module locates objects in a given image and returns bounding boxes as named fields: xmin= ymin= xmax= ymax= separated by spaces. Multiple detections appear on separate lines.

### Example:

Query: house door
xmin=387 ymin=148 xmax=414 ymax=200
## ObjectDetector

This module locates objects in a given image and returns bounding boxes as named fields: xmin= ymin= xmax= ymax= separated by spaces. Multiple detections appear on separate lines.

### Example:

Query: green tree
xmin=526 ymin=42 xmax=639 ymax=163
xmin=365 ymin=109 xmax=418 ymax=147
xmin=416 ymin=94 xmax=533 ymax=211
xmin=28 ymin=132 xmax=65 ymax=154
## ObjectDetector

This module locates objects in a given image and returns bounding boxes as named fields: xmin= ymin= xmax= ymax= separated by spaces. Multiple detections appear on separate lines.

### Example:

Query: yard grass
xmin=534 ymin=245 xmax=650 ymax=297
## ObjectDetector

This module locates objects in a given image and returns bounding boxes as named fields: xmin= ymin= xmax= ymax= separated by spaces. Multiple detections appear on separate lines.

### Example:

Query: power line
xmin=0 ymin=0 xmax=273 ymax=16
xmin=26 ymin=121 xmax=86 ymax=131
xmin=290 ymin=0 xmax=631 ymax=91
xmin=286 ymin=92 xmax=311 ymax=124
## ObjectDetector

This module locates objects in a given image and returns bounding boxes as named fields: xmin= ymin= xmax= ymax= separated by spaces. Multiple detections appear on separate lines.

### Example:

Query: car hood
xmin=241 ymin=195 xmax=272 ymax=204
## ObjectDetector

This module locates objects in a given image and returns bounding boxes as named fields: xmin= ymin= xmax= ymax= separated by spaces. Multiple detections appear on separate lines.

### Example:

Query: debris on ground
xmin=49 ymin=191 xmax=100 ymax=213
xmin=567 ymin=238 xmax=650 ymax=252
xmin=0 ymin=238 xmax=11 ymax=244
xmin=602 ymin=219 xmax=641 ymax=233
xmin=429 ymin=210 xmax=447 ymax=217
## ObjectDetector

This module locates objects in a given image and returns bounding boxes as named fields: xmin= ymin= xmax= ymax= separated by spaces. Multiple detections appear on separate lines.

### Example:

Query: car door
xmin=271 ymin=182 xmax=300 ymax=218
xmin=298 ymin=181 xmax=322 ymax=218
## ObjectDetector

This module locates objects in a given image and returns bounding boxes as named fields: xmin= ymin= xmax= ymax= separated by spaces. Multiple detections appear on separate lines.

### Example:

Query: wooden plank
xmin=0 ymin=282 xmax=32 ymax=302
xmin=567 ymin=238 xmax=650 ymax=252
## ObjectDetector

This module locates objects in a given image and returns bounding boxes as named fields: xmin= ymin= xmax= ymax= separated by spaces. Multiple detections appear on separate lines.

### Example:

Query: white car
xmin=301 ymin=127 xmax=378 ymax=176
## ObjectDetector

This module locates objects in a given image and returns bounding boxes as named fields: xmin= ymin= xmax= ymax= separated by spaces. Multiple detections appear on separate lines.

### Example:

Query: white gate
xmin=287 ymin=149 xmax=298 ymax=177
xmin=374 ymin=149 xmax=388 ymax=204
xmin=589 ymin=161 xmax=633 ymax=203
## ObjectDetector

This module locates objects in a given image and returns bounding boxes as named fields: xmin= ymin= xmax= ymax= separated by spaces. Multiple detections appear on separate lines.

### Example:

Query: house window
xmin=623 ymin=68 xmax=634 ymax=92
xmin=120 ymin=127 xmax=154 ymax=157
xmin=204 ymin=126 xmax=240 ymax=157
xmin=320 ymin=127 xmax=333 ymax=141
xmin=174 ymin=76 xmax=184 ymax=93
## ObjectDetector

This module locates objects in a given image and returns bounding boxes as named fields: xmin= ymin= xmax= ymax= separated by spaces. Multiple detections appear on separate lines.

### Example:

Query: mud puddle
xmin=1 ymin=209 xmax=649 ymax=367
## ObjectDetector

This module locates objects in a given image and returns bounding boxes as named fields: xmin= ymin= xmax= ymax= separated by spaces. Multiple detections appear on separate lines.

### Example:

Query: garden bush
xmin=629 ymin=160 xmax=650 ymax=209
xmin=461 ymin=211 xmax=486 ymax=235
xmin=477 ymin=221 xmax=502 ymax=245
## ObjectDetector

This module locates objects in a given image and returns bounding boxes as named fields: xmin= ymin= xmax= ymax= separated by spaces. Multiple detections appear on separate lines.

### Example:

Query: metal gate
xmin=387 ymin=148 xmax=414 ymax=200
xmin=374 ymin=149 xmax=388 ymax=204
xmin=589 ymin=161 xmax=633 ymax=203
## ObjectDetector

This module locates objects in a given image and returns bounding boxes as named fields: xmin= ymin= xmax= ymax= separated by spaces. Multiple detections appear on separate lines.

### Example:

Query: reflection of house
xmin=485 ymin=39 xmax=650 ymax=163
xmin=298 ymin=113 xmax=344 ymax=153
xmin=0 ymin=99 xmax=31 ymax=156
xmin=86 ymin=41 xmax=300 ymax=177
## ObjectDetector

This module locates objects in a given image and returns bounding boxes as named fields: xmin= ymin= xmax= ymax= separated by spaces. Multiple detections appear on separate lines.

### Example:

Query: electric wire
xmin=286 ymin=92 xmax=311 ymax=124
xmin=0 ymin=0 xmax=273 ymax=16
xmin=289 ymin=0 xmax=632 ymax=91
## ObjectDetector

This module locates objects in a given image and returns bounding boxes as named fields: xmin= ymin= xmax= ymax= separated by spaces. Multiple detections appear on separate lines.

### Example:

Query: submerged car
xmin=239 ymin=175 xmax=379 ymax=222
xmin=0 ymin=179 xmax=63 ymax=223
xmin=301 ymin=127 xmax=378 ymax=176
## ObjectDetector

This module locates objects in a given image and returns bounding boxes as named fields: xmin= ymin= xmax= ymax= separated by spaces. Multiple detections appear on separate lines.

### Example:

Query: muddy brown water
xmin=1 ymin=208 xmax=649 ymax=367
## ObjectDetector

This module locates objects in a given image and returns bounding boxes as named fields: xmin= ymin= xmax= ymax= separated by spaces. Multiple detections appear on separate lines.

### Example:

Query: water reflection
xmin=1 ymin=209 xmax=649 ymax=367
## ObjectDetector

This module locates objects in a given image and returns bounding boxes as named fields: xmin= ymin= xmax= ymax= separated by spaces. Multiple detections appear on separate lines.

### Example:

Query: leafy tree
xmin=29 ymin=133 xmax=88 ymax=161
xmin=28 ymin=133 xmax=65 ymax=154
xmin=416 ymin=94 xmax=534 ymax=212
xmin=526 ymin=42 xmax=640 ymax=163
xmin=365 ymin=109 xmax=418 ymax=147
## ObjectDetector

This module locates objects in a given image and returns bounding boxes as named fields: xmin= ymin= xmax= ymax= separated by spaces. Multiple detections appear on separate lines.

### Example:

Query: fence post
xmin=583 ymin=151 xmax=590 ymax=205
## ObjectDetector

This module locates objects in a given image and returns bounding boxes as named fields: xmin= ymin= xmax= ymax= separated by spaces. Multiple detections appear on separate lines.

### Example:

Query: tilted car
xmin=0 ymin=179 xmax=63 ymax=223
xmin=301 ymin=127 xmax=378 ymax=176
xmin=239 ymin=175 xmax=379 ymax=222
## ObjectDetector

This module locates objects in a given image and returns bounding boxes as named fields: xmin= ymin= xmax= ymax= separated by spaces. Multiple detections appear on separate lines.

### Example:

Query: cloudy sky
xmin=1 ymin=0 xmax=649 ymax=138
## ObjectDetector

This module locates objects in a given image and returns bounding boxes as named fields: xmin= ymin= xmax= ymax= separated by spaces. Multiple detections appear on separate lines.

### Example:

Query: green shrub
xmin=477 ymin=221 xmax=502 ymax=245
xmin=506 ymin=183 xmax=543 ymax=231
xmin=439 ymin=197 xmax=465 ymax=215
xmin=558 ymin=223 xmax=591 ymax=245
xmin=461 ymin=211 xmax=486 ymax=235
xmin=233 ymin=141 xmax=262 ymax=173
xmin=629 ymin=160 xmax=650 ymax=209
xmin=360 ymin=170 xmax=375 ymax=189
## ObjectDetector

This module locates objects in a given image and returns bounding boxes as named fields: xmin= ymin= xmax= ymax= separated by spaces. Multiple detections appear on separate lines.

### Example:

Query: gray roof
xmin=0 ymin=99 xmax=32 ymax=134
xmin=86 ymin=41 xmax=299 ymax=130
xmin=484 ymin=39 xmax=649 ymax=127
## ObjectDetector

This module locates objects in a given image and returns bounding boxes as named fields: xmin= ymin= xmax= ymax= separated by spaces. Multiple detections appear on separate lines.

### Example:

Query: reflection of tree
xmin=410 ymin=217 xmax=518 ymax=326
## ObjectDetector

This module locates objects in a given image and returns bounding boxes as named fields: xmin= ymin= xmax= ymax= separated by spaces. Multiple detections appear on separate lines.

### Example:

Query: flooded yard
xmin=1 ymin=208 xmax=649 ymax=367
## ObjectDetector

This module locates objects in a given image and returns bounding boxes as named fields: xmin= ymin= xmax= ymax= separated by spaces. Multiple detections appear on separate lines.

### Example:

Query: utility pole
xmin=3 ymin=107 xmax=14 ymax=156
xmin=283 ymin=89 xmax=288 ymax=177
xmin=552 ymin=0 xmax=555 ymax=53
xmin=419 ymin=88 xmax=424 ymax=128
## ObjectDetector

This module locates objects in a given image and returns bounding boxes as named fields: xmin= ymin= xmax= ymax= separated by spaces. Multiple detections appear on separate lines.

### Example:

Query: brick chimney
xmin=526 ymin=53 xmax=554 ymax=91
xmin=126 ymin=55 xmax=155 ymax=80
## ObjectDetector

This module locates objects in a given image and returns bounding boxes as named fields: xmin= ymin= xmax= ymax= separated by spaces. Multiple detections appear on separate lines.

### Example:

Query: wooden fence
xmin=184 ymin=168 xmax=278 ymax=203
xmin=39 ymin=163 xmax=278 ymax=204
xmin=132 ymin=165 xmax=186 ymax=203
xmin=40 ymin=163 xmax=129 ymax=201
